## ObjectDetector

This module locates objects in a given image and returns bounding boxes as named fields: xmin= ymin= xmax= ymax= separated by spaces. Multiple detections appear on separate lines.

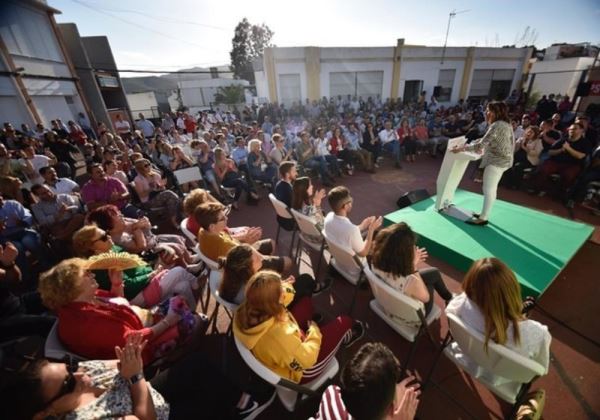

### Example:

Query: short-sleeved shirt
xmin=549 ymin=137 xmax=593 ymax=165
xmin=81 ymin=176 xmax=128 ymax=209
xmin=323 ymin=212 xmax=365 ymax=278
xmin=198 ymin=229 xmax=239 ymax=261
xmin=46 ymin=178 xmax=79 ymax=195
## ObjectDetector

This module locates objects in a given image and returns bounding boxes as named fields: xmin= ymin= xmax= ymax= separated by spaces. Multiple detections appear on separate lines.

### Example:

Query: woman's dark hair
xmin=370 ymin=222 xmax=416 ymax=277
xmin=0 ymin=359 xmax=48 ymax=420
xmin=218 ymin=244 xmax=255 ymax=302
xmin=86 ymin=204 xmax=121 ymax=232
xmin=486 ymin=101 xmax=510 ymax=123
xmin=291 ymin=177 xmax=311 ymax=210
xmin=340 ymin=342 xmax=401 ymax=420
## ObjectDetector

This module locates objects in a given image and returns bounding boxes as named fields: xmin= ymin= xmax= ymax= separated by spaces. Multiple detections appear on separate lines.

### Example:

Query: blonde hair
xmin=462 ymin=258 xmax=523 ymax=350
xmin=38 ymin=258 xmax=88 ymax=310
xmin=235 ymin=271 xmax=284 ymax=330
xmin=72 ymin=225 xmax=102 ymax=257
xmin=247 ymin=139 xmax=261 ymax=153
xmin=182 ymin=188 xmax=208 ymax=216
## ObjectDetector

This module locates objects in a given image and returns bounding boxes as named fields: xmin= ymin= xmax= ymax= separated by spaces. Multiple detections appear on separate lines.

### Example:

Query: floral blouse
xmin=66 ymin=361 xmax=169 ymax=419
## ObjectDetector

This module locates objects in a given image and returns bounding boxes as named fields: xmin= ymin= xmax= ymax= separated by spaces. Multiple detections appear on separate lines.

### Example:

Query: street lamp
xmin=441 ymin=9 xmax=470 ymax=64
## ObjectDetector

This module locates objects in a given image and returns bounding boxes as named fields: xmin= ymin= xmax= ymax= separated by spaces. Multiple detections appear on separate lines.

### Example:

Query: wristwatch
xmin=126 ymin=372 xmax=144 ymax=386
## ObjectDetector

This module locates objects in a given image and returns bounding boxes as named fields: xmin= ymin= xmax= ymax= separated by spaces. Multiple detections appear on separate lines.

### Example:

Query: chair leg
xmin=348 ymin=273 xmax=364 ymax=315
xmin=294 ymin=237 xmax=302 ymax=265
xmin=315 ymin=241 xmax=325 ymax=278
xmin=402 ymin=340 xmax=419 ymax=378
xmin=275 ymin=224 xmax=281 ymax=244
xmin=421 ymin=330 xmax=452 ymax=391
xmin=209 ymin=302 xmax=221 ymax=334
xmin=289 ymin=229 xmax=297 ymax=256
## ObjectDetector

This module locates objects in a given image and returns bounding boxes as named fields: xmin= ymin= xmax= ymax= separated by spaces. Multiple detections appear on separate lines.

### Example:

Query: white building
xmin=127 ymin=91 xmax=160 ymax=119
xmin=179 ymin=78 xmax=250 ymax=113
xmin=526 ymin=43 xmax=598 ymax=99
xmin=254 ymin=39 xmax=532 ymax=106
xmin=0 ymin=0 xmax=93 ymax=127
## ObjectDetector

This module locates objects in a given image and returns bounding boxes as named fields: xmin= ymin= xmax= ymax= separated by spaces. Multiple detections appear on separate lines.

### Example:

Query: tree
xmin=214 ymin=84 xmax=245 ymax=105
xmin=230 ymin=18 xmax=274 ymax=84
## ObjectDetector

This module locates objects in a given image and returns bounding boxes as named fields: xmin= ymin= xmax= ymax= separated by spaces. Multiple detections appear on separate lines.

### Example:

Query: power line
xmin=73 ymin=0 xmax=229 ymax=31
xmin=69 ymin=0 xmax=224 ymax=53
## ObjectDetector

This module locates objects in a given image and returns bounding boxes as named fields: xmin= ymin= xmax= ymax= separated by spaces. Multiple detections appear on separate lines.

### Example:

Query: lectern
xmin=435 ymin=136 xmax=482 ymax=221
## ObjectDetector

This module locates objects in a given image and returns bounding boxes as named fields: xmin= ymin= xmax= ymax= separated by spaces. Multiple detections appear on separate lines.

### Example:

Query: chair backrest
xmin=209 ymin=269 xmax=240 ymax=312
xmin=446 ymin=313 xmax=546 ymax=383
xmin=290 ymin=208 xmax=323 ymax=240
xmin=179 ymin=217 xmax=197 ymax=243
xmin=268 ymin=193 xmax=294 ymax=220
xmin=45 ymin=321 xmax=85 ymax=361
xmin=322 ymin=230 xmax=363 ymax=284
xmin=234 ymin=334 xmax=281 ymax=386
xmin=195 ymin=245 xmax=220 ymax=271
xmin=363 ymin=265 xmax=425 ymax=325
xmin=173 ymin=166 xmax=203 ymax=185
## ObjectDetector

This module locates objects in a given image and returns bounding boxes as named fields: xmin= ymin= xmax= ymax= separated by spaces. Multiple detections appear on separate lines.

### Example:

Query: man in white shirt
xmin=40 ymin=166 xmax=80 ymax=195
xmin=20 ymin=145 xmax=57 ymax=187
xmin=378 ymin=120 xmax=402 ymax=168
xmin=323 ymin=186 xmax=382 ymax=278
xmin=114 ymin=114 xmax=131 ymax=138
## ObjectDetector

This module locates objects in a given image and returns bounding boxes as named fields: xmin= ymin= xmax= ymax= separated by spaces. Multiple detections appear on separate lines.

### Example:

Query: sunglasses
xmin=93 ymin=232 xmax=109 ymax=243
xmin=45 ymin=365 xmax=77 ymax=407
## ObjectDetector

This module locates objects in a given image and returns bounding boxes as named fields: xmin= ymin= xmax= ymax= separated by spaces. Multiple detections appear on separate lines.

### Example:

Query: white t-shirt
xmin=378 ymin=128 xmax=398 ymax=145
xmin=46 ymin=178 xmax=79 ymax=195
xmin=114 ymin=120 xmax=131 ymax=134
xmin=445 ymin=293 xmax=551 ymax=384
xmin=323 ymin=212 xmax=365 ymax=277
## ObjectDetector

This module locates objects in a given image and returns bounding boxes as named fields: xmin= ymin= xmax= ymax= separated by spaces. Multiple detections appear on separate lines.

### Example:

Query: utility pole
xmin=441 ymin=9 xmax=470 ymax=64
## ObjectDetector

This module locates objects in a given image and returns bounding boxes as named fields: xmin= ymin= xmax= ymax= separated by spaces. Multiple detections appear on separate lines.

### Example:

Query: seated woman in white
xmin=446 ymin=257 xmax=551 ymax=384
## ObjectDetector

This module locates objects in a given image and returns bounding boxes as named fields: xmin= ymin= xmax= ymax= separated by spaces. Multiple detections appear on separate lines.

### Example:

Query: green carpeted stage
xmin=383 ymin=189 xmax=594 ymax=298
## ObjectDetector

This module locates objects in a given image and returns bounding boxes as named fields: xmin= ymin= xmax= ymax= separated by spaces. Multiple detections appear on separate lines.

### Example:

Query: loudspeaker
xmin=433 ymin=86 xmax=442 ymax=97
xmin=396 ymin=189 xmax=431 ymax=209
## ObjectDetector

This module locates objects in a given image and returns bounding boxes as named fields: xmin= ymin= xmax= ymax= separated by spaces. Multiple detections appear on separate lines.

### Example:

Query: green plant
xmin=214 ymin=85 xmax=245 ymax=105
xmin=526 ymin=91 xmax=541 ymax=110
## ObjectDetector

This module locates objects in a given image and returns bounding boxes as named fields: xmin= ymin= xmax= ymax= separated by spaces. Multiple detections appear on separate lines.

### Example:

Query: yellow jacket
xmin=233 ymin=308 xmax=322 ymax=383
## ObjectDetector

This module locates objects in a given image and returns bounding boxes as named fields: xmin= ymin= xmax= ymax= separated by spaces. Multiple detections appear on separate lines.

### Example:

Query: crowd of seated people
xmin=0 ymin=92 xmax=591 ymax=418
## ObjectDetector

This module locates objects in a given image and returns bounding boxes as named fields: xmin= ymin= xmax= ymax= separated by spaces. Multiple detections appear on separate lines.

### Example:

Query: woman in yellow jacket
xmin=233 ymin=271 xmax=364 ymax=383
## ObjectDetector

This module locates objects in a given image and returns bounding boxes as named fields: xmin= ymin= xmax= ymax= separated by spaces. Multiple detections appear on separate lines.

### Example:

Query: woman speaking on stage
xmin=452 ymin=101 xmax=514 ymax=226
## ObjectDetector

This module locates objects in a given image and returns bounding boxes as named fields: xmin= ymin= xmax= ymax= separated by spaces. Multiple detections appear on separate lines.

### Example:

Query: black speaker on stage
xmin=396 ymin=189 xmax=431 ymax=209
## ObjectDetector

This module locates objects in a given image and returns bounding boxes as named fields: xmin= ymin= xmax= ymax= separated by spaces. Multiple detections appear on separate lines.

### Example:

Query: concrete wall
xmin=528 ymin=57 xmax=594 ymax=98
xmin=256 ymin=44 xmax=531 ymax=106
xmin=127 ymin=91 xmax=159 ymax=118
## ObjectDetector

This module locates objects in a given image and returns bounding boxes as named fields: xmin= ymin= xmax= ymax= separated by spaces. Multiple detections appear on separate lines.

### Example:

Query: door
xmin=403 ymin=80 xmax=423 ymax=104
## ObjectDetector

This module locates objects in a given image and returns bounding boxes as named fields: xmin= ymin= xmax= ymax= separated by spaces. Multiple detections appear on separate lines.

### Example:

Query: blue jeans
xmin=383 ymin=141 xmax=402 ymax=163
xmin=303 ymin=157 xmax=331 ymax=181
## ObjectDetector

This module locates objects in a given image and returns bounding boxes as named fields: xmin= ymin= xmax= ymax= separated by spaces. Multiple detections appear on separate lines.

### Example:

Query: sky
xmin=51 ymin=0 xmax=600 ymax=77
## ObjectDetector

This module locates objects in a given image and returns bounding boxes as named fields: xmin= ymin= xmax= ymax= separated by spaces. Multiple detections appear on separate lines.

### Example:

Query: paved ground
xmin=217 ymin=155 xmax=600 ymax=420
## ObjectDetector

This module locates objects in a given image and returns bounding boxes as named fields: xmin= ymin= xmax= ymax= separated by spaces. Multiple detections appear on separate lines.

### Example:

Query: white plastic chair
xmin=179 ymin=217 xmax=197 ymax=244
xmin=194 ymin=244 xmax=220 ymax=271
xmin=234 ymin=335 xmax=339 ymax=412
xmin=45 ymin=321 xmax=86 ymax=362
xmin=207 ymin=269 xmax=239 ymax=334
xmin=289 ymin=208 xmax=326 ymax=276
xmin=267 ymin=193 xmax=297 ymax=255
xmin=442 ymin=313 xmax=546 ymax=406
xmin=363 ymin=265 xmax=441 ymax=371
xmin=321 ymin=231 xmax=365 ymax=314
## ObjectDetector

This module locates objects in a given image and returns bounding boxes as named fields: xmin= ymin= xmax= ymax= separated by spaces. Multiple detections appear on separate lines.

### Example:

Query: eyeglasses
xmin=93 ymin=232 xmax=109 ymax=243
xmin=45 ymin=367 xmax=77 ymax=407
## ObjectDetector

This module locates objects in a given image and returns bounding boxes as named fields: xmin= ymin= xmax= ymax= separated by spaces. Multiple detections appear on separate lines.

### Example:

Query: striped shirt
xmin=464 ymin=120 xmax=514 ymax=168
xmin=311 ymin=385 xmax=353 ymax=420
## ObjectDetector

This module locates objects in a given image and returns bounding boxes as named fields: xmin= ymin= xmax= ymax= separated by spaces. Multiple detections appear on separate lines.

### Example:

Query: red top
xmin=186 ymin=216 xmax=200 ymax=236
xmin=397 ymin=126 xmax=413 ymax=144
xmin=329 ymin=136 xmax=341 ymax=155
xmin=57 ymin=290 xmax=175 ymax=364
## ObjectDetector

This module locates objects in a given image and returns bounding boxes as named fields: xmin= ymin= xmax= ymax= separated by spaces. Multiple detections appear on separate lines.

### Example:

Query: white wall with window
xmin=329 ymin=71 xmax=384 ymax=99
xmin=468 ymin=69 xmax=516 ymax=100
xmin=437 ymin=69 xmax=456 ymax=102
xmin=0 ymin=75 xmax=34 ymax=126
xmin=278 ymin=74 xmax=302 ymax=106
xmin=399 ymin=60 xmax=464 ymax=104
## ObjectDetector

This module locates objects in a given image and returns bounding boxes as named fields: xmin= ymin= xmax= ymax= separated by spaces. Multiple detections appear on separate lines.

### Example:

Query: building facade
xmin=59 ymin=23 xmax=133 ymax=132
xmin=0 ymin=0 xmax=93 ymax=127
xmin=254 ymin=39 xmax=532 ymax=106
